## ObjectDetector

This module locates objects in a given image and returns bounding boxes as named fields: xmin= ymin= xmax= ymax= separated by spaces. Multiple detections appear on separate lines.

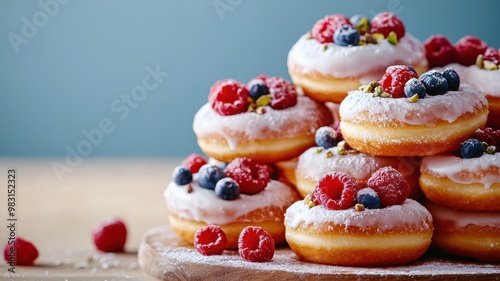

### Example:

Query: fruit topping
xmin=265 ymin=76 xmax=298 ymax=110
xmin=424 ymin=35 xmax=457 ymax=68
xmin=311 ymin=172 xmax=357 ymax=210
xmin=315 ymin=126 xmax=340 ymax=149
xmin=333 ymin=25 xmax=360 ymax=47
xmin=181 ymin=153 xmax=208 ymax=173
xmin=419 ymin=70 xmax=449 ymax=96
xmin=210 ymin=80 xmax=250 ymax=116
xmin=92 ymin=217 xmax=127 ymax=253
xmin=225 ymin=158 xmax=270 ymax=195
xmin=441 ymin=68 xmax=460 ymax=91
xmin=198 ymin=164 xmax=226 ymax=190
xmin=379 ymin=65 xmax=418 ymax=98
xmin=247 ymin=78 xmax=269 ymax=100
xmin=460 ymin=138 xmax=485 ymax=159
xmin=194 ymin=225 xmax=228 ymax=256
xmin=455 ymin=35 xmax=488 ymax=66
xmin=3 ymin=237 xmax=39 ymax=265
xmin=474 ymin=127 xmax=500 ymax=151
xmin=311 ymin=14 xmax=352 ymax=44
xmin=172 ymin=166 xmax=193 ymax=185
xmin=404 ymin=78 xmax=427 ymax=99
xmin=482 ymin=47 xmax=500 ymax=65
xmin=369 ymin=12 xmax=405 ymax=40
xmin=238 ymin=226 xmax=275 ymax=262
xmin=367 ymin=167 xmax=409 ymax=207
xmin=356 ymin=188 xmax=380 ymax=209
xmin=215 ymin=177 xmax=240 ymax=200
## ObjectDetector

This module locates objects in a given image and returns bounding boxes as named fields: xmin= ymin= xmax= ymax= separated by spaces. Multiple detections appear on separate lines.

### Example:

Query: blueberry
xmin=406 ymin=66 xmax=417 ymax=75
xmin=442 ymin=68 xmax=460 ymax=91
xmin=460 ymin=138 xmax=484 ymax=159
xmin=198 ymin=164 xmax=226 ymax=190
xmin=247 ymin=79 xmax=269 ymax=100
xmin=356 ymin=188 xmax=380 ymax=209
xmin=315 ymin=126 xmax=340 ymax=149
xmin=215 ymin=177 xmax=240 ymax=200
xmin=333 ymin=25 xmax=360 ymax=47
xmin=172 ymin=166 xmax=193 ymax=185
xmin=404 ymin=78 xmax=427 ymax=99
xmin=419 ymin=71 xmax=449 ymax=96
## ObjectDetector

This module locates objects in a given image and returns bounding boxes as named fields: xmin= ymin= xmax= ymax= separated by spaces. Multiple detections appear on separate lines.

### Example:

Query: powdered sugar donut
xmin=424 ymin=200 xmax=500 ymax=263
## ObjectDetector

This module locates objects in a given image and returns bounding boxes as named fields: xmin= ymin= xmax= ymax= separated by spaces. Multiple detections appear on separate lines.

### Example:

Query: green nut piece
xmin=372 ymin=33 xmax=384 ymax=41
xmin=476 ymin=54 xmax=484 ymax=69
xmin=306 ymin=32 xmax=313 ymax=39
xmin=365 ymin=33 xmax=378 ymax=44
xmin=323 ymin=45 xmax=328 ymax=51
xmin=356 ymin=17 xmax=370 ymax=34
xmin=256 ymin=94 xmax=271 ymax=107
xmin=409 ymin=93 xmax=419 ymax=103
xmin=484 ymin=60 xmax=499 ymax=70
xmin=247 ymin=103 xmax=256 ymax=112
xmin=325 ymin=150 xmax=334 ymax=158
xmin=313 ymin=147 xmax=323 ymax=154
xmin=387 ymin=31 xmax=398 ymax=46
xmin=486 ymin=146 xmax=497 ymax=154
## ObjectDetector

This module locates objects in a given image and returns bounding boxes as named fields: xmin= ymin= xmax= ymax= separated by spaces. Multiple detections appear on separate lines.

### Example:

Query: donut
xmin=288 ymin=13 xmax=428 ymax=104
xmin=424 ymin=200 xmax=500 ymax=263
xmin=339 ymin=83 xmax=488 ymax=156
xmin=166 ymin=158 xmax=301 ymax=249
xmin=420 ymin=153 xmax=500 ymax=212
xmin=295 ymin=146 xmax=422 ymax=199
xmin=274 ymin=158 xmax=298 ymax=187
xmin=193 ymin=76 xmax=333 ymax=163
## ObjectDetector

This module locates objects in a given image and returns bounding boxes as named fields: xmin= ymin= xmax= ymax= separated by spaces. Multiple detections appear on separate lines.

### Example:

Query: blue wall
xmin=1 ymin=0 xmax=499 ymax=157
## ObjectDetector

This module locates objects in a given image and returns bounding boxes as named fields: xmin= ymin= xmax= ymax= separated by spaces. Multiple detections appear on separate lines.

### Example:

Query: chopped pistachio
xmin=247 ymin=103 xmax=256 ymax=112
xmin=372 ymin=33 xmax=384 ymax=41
xmin=355 ymin=203 xmax=365 ymax=212
xmin=375 ymin=86 xmax=385 ymax=96
xmin=387 ymin=31 xmax=398 ymax=46
xmin=313 ymin=147 xmax=324 ymax=154
xmin=304 ymin=194 xmax=316 ymax=208
xmin=365 ymin=33 xmax=378 ymax=44
xmin=484 ymin=60 xmax=499 ymax=70
xmin=322 ymin=45 xmax=328 ymax=51
xmin=306 ymin=32 xmax=313 ymax=39
xmin=358 ymin=40 xmax=367 ymax=46
xmin=356 ymin=17 xmax=370 ymax=34
xmin=486 ymin=145 xmax=497 ymax=154
xmin=380 ymin=92 xmax=393 ymax=98
xmin=409 ymin=93 xmax=419 ymax=103
xmin=476 ymin=54 xmax=485 ymax=69
xmin=256 ymin=94 xmax=271 ymax=107
xmin=256 ymin=107 xmax=266 ymax=114
xmin=325 ymin=150 xmax=334 ymax=158
xmin=186 ymin=185 xmax=193 ymax=193
xmin=247 ymin=96 xmax=255 ymax=103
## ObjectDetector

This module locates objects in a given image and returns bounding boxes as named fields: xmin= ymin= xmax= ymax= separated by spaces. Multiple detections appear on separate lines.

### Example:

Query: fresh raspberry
xmin=424 ymin=35 xmax=457 ymax=68
xmin=194 ymin=225 xmax=228 ymax=256
xmin=225 ymin=158 xmax=270 ymax=195
xmin=209 ymin=79 xmax=234 ymax=104
xmin=455 ymin=36 xmax=488 ymax=66
xmin=181 ymin=153 xmax=208 ymax=173
xmin=474 ymin=127 xmax=499 ymax=149
xmin=370 ymin=12 xmax=405 ymax=40
xmin=238 ymin=226 xmax=274 ymax=262
xmin=311 ymin=172 xmax=357 ymax=210
xmin=92 ymin=217 xmax=127 ymax=252
xmin=264 ymin=164 xmax=280 ymax=181
xmin=3 ymin=237 xmax=39 ymax=266
xmin=311 ymin=14 xmax=351 ymax=44
xmin=367 ymin=167 xmax=410 ymax=207
xmin=210 ymin=80 xmax=250 ymax=116
xmin=379 ymin=65 xmax=418 ymax=98
xmin=483 ymin=47 xmax=500 ymax=65
xmin=265 ymin=76 xmax=298 ymax=110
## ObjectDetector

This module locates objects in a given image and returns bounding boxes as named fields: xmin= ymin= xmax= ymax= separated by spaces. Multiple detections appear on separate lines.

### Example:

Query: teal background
xmin=1 ymin=0 xmax=499 ymax=157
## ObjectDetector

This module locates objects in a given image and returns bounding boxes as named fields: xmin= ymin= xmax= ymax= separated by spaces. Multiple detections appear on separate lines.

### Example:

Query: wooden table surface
xmin=0 ymin=158 xmax=179 ymax=280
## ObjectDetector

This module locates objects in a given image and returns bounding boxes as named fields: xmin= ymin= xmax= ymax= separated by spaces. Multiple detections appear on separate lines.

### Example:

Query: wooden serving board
xmin=138 ymin=224 xmax=500 ymax=281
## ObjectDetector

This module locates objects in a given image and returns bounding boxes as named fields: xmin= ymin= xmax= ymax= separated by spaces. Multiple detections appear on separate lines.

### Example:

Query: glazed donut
xmin=165 ymin=175 xmax=300 ymax=249
xmin=285 ymin=199 xmax=433 ymax=266
xmin=339 ymin=84 xmax=489 ymax=156
xmin=420 ymin=153 xmax=500 ymax=211
xmin=193 ymin=77 xmax=333 ymax=163
xmin=295 ymin=146 xmax=422 ymax=199
xmin=424 ymin=200 xmax=500 ymax=263
xmin=288 ymin=13 xmax=428 ymax=104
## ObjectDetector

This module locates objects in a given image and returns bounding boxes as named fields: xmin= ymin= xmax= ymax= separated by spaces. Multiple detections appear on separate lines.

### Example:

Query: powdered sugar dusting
xmin=421 ymin=153 xmax=500 ymax=189
xmin=288 ymin=33 xmax=428 ymax=80
xmin=339 ymin=85 xmax=487 ymax=125
xmin=284 ymin=199 xmax=432 ymax=232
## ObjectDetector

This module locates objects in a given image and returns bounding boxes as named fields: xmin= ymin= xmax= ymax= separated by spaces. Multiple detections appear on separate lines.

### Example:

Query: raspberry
xmin=238 ymin=226 xmax=274 ymax=262
xmin=379 ymin=65 xmax=418 ymax=98
xmin=194 ymin=225 xmax=228 ymax=255
xmin=265 ymin=77 xmax=298 ymax=110
xmin=483 ymin=47 xmax=500 ymax=65
xmin=264 ymin=164 xmax=280 ymax=181
xmin=181 ymin=153 xmax=208 ymax=173
xmin=474 ymin=127 xmax=498 ymax=148
xmin=3 ymin=237 xmax=39 ymax=266
xmin=424 ymin=35 xmax=457 ymax=68
xmin=92 ymin=217 xmax=127 ymax=252
xmin=367 ymin=167 xmax=410 ymax=207
xmin=370 ymin=12 xmax=405 ymax=40
xmin=311 ymin=172 xmax=357 ymax=210
xmin=455 ymin=36 xmax=488 ymax=66
xmin=225 ymin=158 xmax=270 ymax=195
xmin=311 ymin=14 xmax=351 ymax=44
xmin=210 ymin=80 xmax=250 ymax=116
xmin=209 ymin=79 xmax=234 ymax=104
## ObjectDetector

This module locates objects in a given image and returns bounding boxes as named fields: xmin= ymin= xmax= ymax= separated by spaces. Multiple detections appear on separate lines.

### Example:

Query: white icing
xmin=296 ymin=147 xmax=419 ymax=181
xmin=285 ymin=199 xmax=432 ymax=233
xmin=425 ymin=201 xmax=500 ymax=228
xmin=193 ymin=96 xmax=329 ymax=150
xmin=462 ymin=66 xmax=500 ymax=98
xmin=164 ymin=177 xmax=298 ymax=225
xmin=339 ymin=84 xmax=487 ymax=125
xmin=421 ymin=153 xmax=500 ymax=189
xmin=287 ymin=33 xmax=428 ymax=82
